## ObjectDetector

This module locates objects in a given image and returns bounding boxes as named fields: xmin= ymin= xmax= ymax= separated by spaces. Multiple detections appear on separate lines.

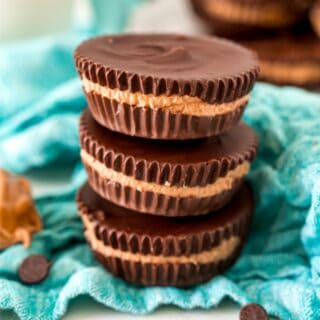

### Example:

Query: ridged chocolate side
xmin=79 ymin=110 xmax=258 ymax=188
xmin=74 ymin=46 xmax=258 ymax=105
xmin=92 ymin=246 xmax=243 ymax=287
xmin=77 ymin=187 xmax=252 ymax=257
xmin=85 ymin=92 xmax=247 ymax=139
xmin=85 ymin=162 xmax=244 ymax=216
xmin=77 ymin=183 xmax=253 ymax=286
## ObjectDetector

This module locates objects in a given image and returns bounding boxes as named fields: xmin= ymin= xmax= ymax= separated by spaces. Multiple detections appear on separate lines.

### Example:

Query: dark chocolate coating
xmin=78 ymin=182 xmax=252 ymax=237
xmin=80 ymin=109 xmax=257 ymax=181
xmin=77 ymin=182 xmax=253 ymax=286
xmin=74 ymin=33 xmax=258 ymax=104
xmin=79 ymin=109 xmax=257 ymax=216
xmin=85 ymin=89 xmax=248 ymax=140
xmin=84 ymin=162 xmax=244 ymax=217
xmin=92 ymin=248 xmax=242 ymax=287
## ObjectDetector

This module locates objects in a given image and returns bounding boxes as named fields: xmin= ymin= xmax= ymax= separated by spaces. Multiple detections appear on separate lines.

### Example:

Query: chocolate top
xmin=242 ymin=33 xmax=320 ymax=62
xmin=80 ymin=109 xmax=257 ymax=166
xmin=79 ymin=182 xmax=253 ymax=237
xmin=74 ymin=34 xmax=258 ymax=103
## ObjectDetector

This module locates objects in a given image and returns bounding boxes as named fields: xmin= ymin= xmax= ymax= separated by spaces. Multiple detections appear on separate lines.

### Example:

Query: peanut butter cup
xmin=74 ymin=33 xmax=258 ymax=140
xmin=191 ymin=0 xmax=312 ymax=39
xmin=77 ymin=182 xmax=253 ymax=287
xmin=242 ymin=33 xmax=320 ymax=88
xmin=79 ymin=109 xmax=258 ymax=217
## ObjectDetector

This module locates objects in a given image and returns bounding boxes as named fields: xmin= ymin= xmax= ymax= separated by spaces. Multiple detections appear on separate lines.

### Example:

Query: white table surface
xmin=2 ymin=301 xmax=239 ymax=320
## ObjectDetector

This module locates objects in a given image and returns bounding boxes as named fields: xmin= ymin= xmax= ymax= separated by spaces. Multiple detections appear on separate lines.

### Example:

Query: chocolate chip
xmin=240 ymin=303 xmax=269 ymax=320
xmin=18 ymin=254 xmax=51 ymax=284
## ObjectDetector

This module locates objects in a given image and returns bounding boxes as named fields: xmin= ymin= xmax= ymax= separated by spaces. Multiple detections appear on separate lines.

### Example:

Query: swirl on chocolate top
xmin=74 ymin=34 xmax=259 ymax=103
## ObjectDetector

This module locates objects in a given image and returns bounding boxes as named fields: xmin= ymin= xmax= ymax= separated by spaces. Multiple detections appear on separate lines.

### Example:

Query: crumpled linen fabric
xmin=1 ymin=3 xmax=320 ymax=320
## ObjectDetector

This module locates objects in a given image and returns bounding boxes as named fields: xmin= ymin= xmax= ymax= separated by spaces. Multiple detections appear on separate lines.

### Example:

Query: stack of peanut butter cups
xmin=74 ymin=33 xmax=259 ymax=287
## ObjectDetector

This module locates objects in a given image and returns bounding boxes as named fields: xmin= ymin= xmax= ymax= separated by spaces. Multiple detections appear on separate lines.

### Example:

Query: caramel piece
xmin=0 ymin=169 xmax=42 ymax=249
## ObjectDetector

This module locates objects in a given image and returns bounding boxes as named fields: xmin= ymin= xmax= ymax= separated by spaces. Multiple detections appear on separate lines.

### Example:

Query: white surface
xmin=64 ymin=298 xmax=239 ymax=320
xmin=2 ymin=300 xmax=239 ymax=320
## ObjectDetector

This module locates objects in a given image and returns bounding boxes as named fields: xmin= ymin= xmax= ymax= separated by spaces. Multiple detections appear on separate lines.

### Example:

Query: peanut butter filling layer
xmin=204 ymin=0 xmax=299 ymax=27
xmin=82 ymin=213 xmax=240 ymax=265
xmin=310 ymin=6 xmax=320 ymax=37
xmin=260 ymin=61 xmax=320 ymax=84
xmin=81 ymin=149 xmax=250 ymax=198
xmin=82 ymin=77 xmax=249 ymax=117
xmin=0 ymin=169 xmax=42 ymax=249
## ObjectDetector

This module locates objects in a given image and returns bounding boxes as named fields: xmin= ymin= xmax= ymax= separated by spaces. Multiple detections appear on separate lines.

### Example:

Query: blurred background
xmin=1 ymin=0 xmax=317 ymax=39
xmin=0 ymin=0 xmax=199 ymax=41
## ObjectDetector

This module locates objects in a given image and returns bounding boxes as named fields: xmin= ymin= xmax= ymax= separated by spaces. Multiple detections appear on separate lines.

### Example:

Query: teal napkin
xmin=1 ymin=2 xmax=320 ymax=319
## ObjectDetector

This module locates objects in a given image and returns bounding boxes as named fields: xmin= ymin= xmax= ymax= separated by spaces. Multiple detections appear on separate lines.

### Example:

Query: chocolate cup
xmin=85 ymin=92 xmax=247 ymax=140
xmin=74 ymin=33 xmax=258 ymax=139
xmin=77 ymin=182 xmax=253 ymax=287
xmin=191 ymin=0 xmax=312 ymax=39
xmin=74 ymin=34 xmax=258 ymax=104
xmin=80 ymin=109 xmax=258 ymax=217
xmin=241 ymin=33 xmax=320 ymax=87
xmin=84 ymin=162 xmax=245 ymax=217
